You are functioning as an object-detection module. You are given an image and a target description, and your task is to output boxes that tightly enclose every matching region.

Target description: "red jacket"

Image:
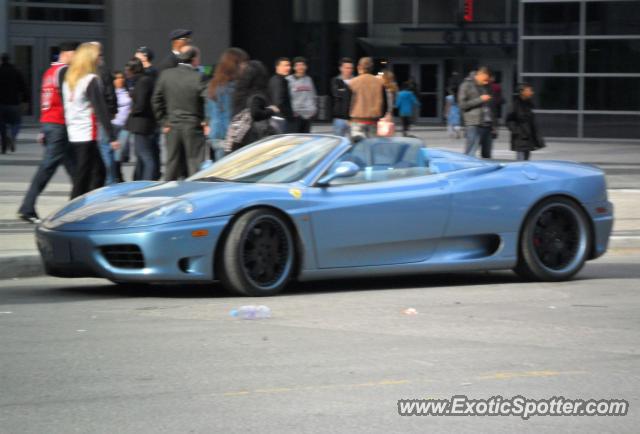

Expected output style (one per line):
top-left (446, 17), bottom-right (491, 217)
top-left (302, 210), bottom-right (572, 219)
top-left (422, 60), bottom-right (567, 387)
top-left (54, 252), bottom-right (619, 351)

top-left (40, 62), bottom-right (67, 125)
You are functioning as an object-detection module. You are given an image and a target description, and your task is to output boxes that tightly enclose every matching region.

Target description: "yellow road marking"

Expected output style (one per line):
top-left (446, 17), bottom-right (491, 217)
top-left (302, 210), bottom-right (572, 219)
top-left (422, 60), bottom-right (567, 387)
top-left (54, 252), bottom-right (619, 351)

top-left (478, 370), bottom-right (587, 381)
top-left (223, 391), bottom-right (250, 397)
top-left (223, 379), bottom-right (409, 397)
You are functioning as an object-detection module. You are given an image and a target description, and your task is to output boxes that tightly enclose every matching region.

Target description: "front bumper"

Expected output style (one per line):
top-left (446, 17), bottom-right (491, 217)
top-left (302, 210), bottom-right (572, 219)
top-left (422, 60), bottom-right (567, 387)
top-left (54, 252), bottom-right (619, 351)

top-left (36, 216), bottom-right (231, 282)
top-left (586, 200), bottom-right (614, 259)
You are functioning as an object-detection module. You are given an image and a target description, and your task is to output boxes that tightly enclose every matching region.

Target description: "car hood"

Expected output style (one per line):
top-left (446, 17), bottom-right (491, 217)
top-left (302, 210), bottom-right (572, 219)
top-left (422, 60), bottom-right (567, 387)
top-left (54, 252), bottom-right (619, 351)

top-left (43, 181), bottom-right (289, 231)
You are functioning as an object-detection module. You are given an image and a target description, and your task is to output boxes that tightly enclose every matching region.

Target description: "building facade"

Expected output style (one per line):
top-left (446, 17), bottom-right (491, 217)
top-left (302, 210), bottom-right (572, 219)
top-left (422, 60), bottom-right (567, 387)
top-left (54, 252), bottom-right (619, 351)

top-left (520, 0), bottom-right (640, 139)
top-left (0, 0), bottom-right (230, 120)
top-left (1, 0), bottom-right (637, 139)
top-left (360, 0), bottom-right (519, 121)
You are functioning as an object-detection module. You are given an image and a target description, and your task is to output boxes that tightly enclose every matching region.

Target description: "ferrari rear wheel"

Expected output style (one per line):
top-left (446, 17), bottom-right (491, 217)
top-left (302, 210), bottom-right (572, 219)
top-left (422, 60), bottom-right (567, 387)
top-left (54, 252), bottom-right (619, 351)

top-left (515, 197), bottom-right (591, 281)
top-left (219, 209), bottom-right (295, 296)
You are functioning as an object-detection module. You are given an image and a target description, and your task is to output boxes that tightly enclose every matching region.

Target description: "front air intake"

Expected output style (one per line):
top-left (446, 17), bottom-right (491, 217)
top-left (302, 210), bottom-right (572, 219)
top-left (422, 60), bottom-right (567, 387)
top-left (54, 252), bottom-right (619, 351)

top-left (101, 245), bottom-right (145, 269)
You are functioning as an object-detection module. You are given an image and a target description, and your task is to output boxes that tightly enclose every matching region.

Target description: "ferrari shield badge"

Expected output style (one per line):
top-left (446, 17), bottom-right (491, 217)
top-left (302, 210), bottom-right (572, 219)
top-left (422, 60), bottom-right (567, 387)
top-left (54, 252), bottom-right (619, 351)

top-left (289, 188), bottom-right (303, 200)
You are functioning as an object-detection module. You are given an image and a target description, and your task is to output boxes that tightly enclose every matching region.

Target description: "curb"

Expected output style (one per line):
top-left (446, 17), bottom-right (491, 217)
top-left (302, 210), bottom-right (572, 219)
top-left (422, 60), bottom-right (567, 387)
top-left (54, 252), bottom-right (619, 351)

top-left (0, 254), bottom-right (44, 280)
top-left (1, 238), bottom-right (638, 281)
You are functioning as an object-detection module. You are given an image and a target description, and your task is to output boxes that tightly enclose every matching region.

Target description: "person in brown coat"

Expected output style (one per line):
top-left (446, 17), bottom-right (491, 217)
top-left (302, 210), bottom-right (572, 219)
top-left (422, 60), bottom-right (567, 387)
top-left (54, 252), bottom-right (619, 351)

top-left (348, 57), bottom-right (386, 141)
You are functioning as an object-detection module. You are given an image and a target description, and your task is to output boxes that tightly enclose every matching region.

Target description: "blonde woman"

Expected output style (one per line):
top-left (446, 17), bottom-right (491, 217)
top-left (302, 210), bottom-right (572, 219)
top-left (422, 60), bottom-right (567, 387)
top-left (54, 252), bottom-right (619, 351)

top-left (381, 69), bottom-right (398, 120)
top-left (63, 42), bottom-right (119, 198)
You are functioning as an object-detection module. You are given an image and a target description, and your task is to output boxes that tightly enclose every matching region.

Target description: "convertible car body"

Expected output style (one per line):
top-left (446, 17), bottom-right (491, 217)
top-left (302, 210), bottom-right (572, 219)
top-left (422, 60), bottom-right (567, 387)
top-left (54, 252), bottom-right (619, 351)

top-left (36, 134), bottom-right (613, 295)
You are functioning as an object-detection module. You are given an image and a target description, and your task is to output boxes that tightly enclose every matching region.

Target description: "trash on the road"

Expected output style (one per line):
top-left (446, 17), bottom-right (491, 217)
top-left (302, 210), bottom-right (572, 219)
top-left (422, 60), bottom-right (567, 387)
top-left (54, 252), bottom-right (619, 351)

top-left (548, 306), bottom-right (557, 309)
top-left (0, 311), bottom-right (13, 314)
top-left (402, 308), bottom-right (418, 316)
top-left (76, 329), bottom-right (87, 332)
top-left (230, 305), bottom-right (272, 320)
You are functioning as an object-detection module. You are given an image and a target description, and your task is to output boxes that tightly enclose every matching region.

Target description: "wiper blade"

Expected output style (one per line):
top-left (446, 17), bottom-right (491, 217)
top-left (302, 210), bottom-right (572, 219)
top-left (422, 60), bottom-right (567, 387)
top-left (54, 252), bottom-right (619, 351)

top-left (195, 176), bottom-right (230, 183)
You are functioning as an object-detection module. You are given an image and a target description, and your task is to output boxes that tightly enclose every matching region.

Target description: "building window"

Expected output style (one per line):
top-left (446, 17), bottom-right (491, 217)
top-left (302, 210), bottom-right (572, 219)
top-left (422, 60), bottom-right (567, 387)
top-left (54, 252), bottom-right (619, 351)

top-left (535, 113), bottom-right (578, 137)
top-left (417, 0), bottom-right (456, 24)
top-left (373, 0), bottom-right (413, 24)
top-left (583, 114), bottom-right (640, 139)
top-left (527, 77), bottom-right (578, 110)
top-left (523, 40), bottom-right (579, 73)
top-left (10, 6), bottom-right (104, 22)
top-left (585, 78), bottom-right (640, 111)
top-left (586, 1), bottom-right (640, 35)
top-left (524, 2), bottom-right (580, 35)
top-left (586, 39), bottom-right (640, 73)
top-left (474, 0), bottom-right (507, 23)
top-left (11, 0), bottom-right (104, 3)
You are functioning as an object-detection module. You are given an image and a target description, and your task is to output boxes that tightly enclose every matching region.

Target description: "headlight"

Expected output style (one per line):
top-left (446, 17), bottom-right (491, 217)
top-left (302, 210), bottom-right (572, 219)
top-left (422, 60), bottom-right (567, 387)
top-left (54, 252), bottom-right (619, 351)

top-left (118, 199), bottom-right (195, 224)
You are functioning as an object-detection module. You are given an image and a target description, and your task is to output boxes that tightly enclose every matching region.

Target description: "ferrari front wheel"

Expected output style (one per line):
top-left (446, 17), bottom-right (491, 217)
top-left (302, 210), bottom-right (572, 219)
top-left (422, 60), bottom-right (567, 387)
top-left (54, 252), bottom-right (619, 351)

top-left (515, 197), bottom-right (591, 281)
top-left (219, 209), bottom-right (295, 296)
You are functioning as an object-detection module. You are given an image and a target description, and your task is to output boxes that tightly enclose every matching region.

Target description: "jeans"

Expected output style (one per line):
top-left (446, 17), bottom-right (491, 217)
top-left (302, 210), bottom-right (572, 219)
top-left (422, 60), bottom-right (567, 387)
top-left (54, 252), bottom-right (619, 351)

top-left (517, 150), bottom-right (531, 161)
top-left (98, 126), bottom-right (116, 185)
top-left (210, 139), bottom-right (227, 161)
top-left (350, 122), bottom-right (375, 142)
top-left (465, 125), bottom-right (493, 159)
top-left (0, 104), bottom-right (21, 152)
top-left (18, 123), bottom-right (76, 216)
top-left (290, 117), bottom-right (311, 133)
top-left (332, 118), bottom-right (350, 137)
top-left (132, 133), bottom-right (158, 180)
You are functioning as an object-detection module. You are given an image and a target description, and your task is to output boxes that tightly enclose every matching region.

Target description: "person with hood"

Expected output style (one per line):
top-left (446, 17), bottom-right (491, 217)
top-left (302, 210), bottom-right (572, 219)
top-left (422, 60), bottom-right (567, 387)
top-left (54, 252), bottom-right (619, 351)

top-left (396, 82), bottom-right (421, 137)
top-left (286, 57), bottom-right (317, 133)
top-left (231, 60), bottom-right (279, 150)
top-left (458, 67), bottom-right (494, 159)
top-left (506, 83), bottom-right (545, 161)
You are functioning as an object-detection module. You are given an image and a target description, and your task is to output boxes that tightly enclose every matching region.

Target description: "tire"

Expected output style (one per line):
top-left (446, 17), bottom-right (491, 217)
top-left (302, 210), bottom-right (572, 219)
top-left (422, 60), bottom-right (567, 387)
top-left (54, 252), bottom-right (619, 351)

top-left (515, 197), bottom-right (591, 281)
top-left (219, 209), bottom-right (295, 296)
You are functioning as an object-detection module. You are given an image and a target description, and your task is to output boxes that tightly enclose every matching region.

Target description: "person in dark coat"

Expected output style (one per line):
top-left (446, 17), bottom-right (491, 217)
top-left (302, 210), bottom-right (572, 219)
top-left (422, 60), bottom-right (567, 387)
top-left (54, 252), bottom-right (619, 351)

top-left (506, 83), bottom-right (545, 161)
top-left (267, 57), bottom-right (293, 133)
top-left (0, 53), bottom-right (28, 153)
top-left (330, 57), bottom-right (354, 137)
top-left (232, 60), bottom-right (279, 150)
top-left (152, 45), bottom-right (207, 180)
top-left (156, 29), bottom-right (192, 73)
top-left (125, 58), bottom-right (157, 180)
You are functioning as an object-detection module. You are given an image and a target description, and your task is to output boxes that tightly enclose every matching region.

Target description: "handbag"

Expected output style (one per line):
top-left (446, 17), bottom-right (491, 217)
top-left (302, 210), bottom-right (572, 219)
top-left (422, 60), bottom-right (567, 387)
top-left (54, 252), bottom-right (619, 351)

top-left (223, 108), bottom-right (252, 153)
top-left (377, 117), bottom-right (395, 137)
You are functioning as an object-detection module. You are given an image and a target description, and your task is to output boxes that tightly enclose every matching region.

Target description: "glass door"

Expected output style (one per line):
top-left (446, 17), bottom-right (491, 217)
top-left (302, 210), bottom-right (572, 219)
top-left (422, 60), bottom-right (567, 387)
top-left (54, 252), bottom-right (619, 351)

top-left (418, 64), bottom-right (439, 119)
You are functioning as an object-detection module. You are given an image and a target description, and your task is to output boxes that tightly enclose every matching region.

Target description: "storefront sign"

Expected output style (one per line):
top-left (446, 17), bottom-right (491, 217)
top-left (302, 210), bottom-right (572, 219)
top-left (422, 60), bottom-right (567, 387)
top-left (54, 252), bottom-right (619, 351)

top-left (464, 0), bottom-right (474, 22)
top-left (401, 28), bottom-right (518, 47)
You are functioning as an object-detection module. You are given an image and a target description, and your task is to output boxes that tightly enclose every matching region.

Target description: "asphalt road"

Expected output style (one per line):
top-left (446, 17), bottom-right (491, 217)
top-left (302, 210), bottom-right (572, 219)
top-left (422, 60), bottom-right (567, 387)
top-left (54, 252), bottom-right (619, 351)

top-left (1, 254), bottom-right (639, 433)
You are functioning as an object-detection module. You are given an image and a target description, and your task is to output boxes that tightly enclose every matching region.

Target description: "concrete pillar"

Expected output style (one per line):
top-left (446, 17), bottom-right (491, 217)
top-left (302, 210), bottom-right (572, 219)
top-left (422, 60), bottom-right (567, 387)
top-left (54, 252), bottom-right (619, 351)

top-left (338, 0), bottom-right (367, 60)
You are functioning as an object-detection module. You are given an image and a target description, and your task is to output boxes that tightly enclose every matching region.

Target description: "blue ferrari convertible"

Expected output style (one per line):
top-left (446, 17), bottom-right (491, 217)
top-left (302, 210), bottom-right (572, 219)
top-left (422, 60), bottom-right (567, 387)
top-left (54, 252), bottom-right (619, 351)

top-left (36, 134), bottom-right (613, 296)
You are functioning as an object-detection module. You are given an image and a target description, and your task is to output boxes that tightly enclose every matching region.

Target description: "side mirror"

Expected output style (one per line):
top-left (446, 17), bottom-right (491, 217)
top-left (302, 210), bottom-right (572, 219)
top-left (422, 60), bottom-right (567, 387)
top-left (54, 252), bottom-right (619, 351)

top-left (317, 161), bottom-right (360, 187)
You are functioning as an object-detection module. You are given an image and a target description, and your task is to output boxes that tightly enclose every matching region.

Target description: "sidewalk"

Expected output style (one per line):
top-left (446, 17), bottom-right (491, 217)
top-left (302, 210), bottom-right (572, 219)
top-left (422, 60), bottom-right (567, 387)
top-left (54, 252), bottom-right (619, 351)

top-left (0, 126), bottom-right (638, 279)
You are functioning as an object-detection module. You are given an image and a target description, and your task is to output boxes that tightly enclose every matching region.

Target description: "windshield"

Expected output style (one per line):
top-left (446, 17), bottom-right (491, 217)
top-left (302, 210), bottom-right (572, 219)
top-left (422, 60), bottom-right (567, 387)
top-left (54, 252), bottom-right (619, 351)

top-left (190, 135), bottom-right (342, 184)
